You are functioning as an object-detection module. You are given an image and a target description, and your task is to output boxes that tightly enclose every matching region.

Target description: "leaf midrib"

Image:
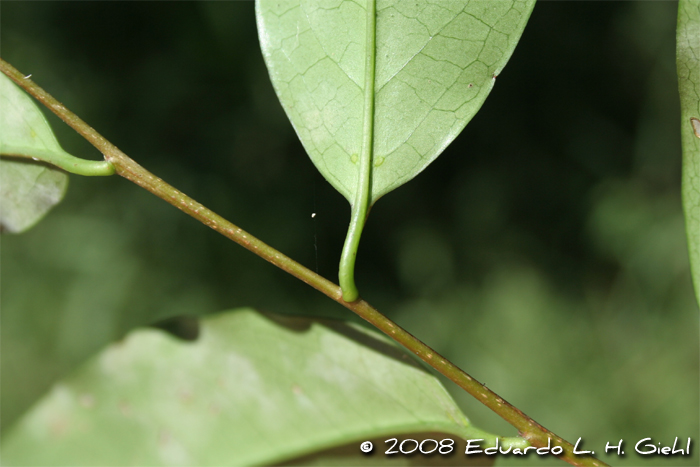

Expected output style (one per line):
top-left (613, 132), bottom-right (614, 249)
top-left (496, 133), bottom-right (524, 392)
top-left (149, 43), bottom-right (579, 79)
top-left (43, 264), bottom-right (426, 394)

top-left (338, 0), bottom-right (376, 302)
top-left (358, 0), bottom-right (376, 205)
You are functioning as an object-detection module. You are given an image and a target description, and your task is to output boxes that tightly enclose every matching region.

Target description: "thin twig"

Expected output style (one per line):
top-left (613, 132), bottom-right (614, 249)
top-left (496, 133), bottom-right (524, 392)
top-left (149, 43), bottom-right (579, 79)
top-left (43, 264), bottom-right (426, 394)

top-left (0, 58), bottom-right (609, 467)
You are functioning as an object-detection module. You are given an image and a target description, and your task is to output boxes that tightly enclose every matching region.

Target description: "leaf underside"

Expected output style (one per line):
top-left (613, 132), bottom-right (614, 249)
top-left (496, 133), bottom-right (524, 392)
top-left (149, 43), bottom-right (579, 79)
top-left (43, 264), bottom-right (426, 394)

top-left (2, 309), bottom-right (501, 466)
top-left (678, 0), bottom-right (700, 304)
top-left (0, 72), bottom-right (69, 233)
top-left (257, 0), bottom-right (535, 205)
top-left (0, 158), bottom-right (68, 233)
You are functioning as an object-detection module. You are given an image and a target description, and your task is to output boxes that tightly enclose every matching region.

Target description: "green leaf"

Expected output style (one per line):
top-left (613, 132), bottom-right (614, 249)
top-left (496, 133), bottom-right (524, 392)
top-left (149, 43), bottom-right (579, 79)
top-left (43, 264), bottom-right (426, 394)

top-left (678, 0), bottom-right (700, 304)
top-left (0, 73), bottom-right (73, 167)
top-left (2, 309), bottom-right (522, 466)
top-left (257, 0), bottom-right (535, 204)
top-left (0, 158), bottom-right (68, 234)
top-left (0, 73), bottom-right (71, 233)
top-left (257, 0), bottom-right (535, 301)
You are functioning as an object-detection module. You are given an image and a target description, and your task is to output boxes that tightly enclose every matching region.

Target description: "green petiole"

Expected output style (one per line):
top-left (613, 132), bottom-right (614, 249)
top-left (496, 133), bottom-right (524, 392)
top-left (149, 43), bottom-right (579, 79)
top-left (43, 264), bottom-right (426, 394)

top-left (2, 146), bottom-right (115, 176)
top-left (338, 0), bottom-right (376, 303)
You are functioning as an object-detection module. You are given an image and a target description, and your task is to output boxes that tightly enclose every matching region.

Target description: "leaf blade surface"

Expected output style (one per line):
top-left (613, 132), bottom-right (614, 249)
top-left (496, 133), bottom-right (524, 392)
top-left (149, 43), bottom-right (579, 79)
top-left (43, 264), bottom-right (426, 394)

top-left (257, 0), bottom-right (535, 203)
top-left (2, 309), bottom-right (512, 465)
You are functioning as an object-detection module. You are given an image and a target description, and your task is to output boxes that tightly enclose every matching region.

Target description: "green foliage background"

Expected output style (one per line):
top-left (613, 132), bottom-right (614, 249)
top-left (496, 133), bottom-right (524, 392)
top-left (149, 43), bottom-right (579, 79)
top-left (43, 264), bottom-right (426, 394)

top-left (2, 2), bottom-right (698, 466)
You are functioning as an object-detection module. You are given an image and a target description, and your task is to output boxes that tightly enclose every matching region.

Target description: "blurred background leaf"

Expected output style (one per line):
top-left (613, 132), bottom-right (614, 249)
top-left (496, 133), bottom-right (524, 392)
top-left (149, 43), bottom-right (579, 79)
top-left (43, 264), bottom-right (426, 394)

top-left (1, 2), bottom-right (698, 466)
top-left (3, 309), bottom-right (502, 466)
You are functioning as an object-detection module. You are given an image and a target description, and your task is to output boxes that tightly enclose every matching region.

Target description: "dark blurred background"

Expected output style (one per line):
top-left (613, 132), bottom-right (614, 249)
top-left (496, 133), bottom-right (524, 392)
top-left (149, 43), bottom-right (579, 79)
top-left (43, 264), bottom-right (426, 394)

top-left (2, 1), bottom-right (698, 465)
